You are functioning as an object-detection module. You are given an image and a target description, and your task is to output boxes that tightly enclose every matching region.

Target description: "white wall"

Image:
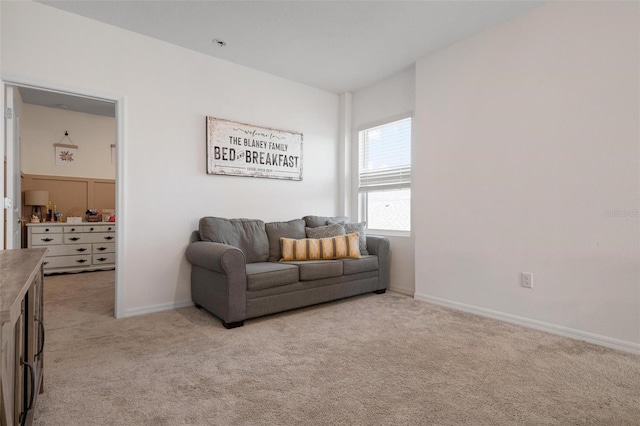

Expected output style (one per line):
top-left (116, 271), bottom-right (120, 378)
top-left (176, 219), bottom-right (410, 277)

top-left (352, 67), bottom-right (416, 130)
top-left (352, 66), bottom-right (416, 296)
top-left (21, 103), bottom-right (115, 179)
top-left (414, 2), bottom-right (639, 351)
top-left (1, 1), bottom-right (339, 316)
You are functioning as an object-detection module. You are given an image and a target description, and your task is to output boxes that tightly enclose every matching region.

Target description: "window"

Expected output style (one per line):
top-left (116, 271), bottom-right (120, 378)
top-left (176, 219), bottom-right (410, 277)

top-left (358, 116), bottom-right (411, 233)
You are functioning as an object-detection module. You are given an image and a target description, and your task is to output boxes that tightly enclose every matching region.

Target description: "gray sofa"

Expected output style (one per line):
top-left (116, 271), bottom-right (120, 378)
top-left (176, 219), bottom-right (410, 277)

top-left (185, 215), bottom-right (390, 328)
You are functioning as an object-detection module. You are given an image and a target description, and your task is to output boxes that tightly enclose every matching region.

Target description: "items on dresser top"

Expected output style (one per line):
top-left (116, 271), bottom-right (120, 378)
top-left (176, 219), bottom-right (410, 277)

top-left (26, 222), bottom-right (116, 274)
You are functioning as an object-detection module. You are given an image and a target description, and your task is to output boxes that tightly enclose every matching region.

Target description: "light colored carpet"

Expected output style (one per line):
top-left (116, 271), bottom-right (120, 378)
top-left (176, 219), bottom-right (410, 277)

top-left (34, 271), bottom-right (640, 425)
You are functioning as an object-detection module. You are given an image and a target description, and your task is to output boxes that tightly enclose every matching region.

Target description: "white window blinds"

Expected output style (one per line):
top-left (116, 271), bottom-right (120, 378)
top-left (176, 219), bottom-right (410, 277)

top-left (358, 117), bottom-right (411, 191)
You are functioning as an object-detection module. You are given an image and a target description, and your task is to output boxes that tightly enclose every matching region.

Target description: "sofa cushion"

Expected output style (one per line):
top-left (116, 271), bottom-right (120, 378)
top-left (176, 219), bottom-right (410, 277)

top-left (342, 255), bottom-right (378, 275)
top-left (327, 220), bottom-right (369, 255)
top-left (265, 219), bottom-right (306, 262)
top-left (305, 223), bottom-right (345, 239)
top-left (199, 217), bottom-right (269, 263)
top-left (303, 215), bottom-right (350, 228)
top-left (280, 233), bottom-right (361, 261)
top-left (246, 262), bottom-right (299, 291)
top-left (283, 260), bottom-right (343, 281)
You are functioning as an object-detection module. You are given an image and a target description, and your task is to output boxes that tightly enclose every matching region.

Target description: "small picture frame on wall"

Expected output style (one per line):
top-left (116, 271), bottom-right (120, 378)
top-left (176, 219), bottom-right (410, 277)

top-left (54, 143), bottom-right (78, 166)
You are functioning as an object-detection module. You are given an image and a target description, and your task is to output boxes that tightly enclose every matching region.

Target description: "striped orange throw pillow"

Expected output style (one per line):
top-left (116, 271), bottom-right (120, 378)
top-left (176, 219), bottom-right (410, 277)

top-left (280, 233), bottom-right (361, 261)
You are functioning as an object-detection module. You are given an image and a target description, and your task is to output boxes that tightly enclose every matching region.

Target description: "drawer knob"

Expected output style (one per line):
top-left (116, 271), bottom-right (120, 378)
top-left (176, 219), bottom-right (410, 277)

top-left (69, 237), bottom-right (80, 241)
top-left (104, 236), bottom-right (114, 240)
top-left (90, 227), bottom-right (94, 231)
top-left (76, 259), bottom-right (88, 263)
top-left (71, 228), bottom-right (75, 231)
top-left (41, 238), bottom-right (53, 242)
top-left (45, 228), bottom-right (50, 232)
top-left (76, 248), bottom-right (87, 252)
top-left (96, 247), bottom-right (107, 251)
top-left (97, 257), bottom-right (108, 262)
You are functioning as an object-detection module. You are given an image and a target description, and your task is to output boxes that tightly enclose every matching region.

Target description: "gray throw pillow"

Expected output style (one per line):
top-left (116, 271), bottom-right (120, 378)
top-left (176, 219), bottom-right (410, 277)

top-left (265, 219), bottom-right (306, 262)
top-left (199, 217), bottom-right (269, 263)
top-left (305, 223), bottom-right (345, 239)
top-left (327, 220), bottom-right (369, 255)
top-left (302, 215), bottom-right (350, 228)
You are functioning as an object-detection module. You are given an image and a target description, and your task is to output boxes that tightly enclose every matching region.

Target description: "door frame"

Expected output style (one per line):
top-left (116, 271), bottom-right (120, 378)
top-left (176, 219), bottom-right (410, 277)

top-left (1, 77), bottom-right (126, 319)
top-left (4, 85), bottom-right (22, 249)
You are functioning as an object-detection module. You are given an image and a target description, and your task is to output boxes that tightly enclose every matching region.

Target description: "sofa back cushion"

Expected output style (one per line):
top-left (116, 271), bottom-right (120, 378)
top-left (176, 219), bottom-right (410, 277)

top-left (305, 223), bottom-right (345, 239)
top-left (199, 217), bottom-right (269, 263)
top-left (265, 219), bottom-right (306, 262)
top-left (302, 215), bottom-right (350, 228)
top-left (326, 220), bottom-right (369, 255)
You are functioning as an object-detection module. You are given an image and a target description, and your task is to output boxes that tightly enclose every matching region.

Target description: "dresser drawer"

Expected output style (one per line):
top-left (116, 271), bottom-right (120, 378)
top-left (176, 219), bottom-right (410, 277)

top-left (92, 254), bottom-right (115, 265)
top-left (43, 255), bottom-right (92, 269)
top-left (92, 243), bottom-right (115, 254)
top-left (64, 232), bottom-right (115, 244)
top-left (45, 244), bottom-right (92, 257)
top-left (31, 226), bottom-right (63, 234)
top-left (31, 234), bottom-right (64, 246)
top-left (64, 225), bottom-right (106, 233)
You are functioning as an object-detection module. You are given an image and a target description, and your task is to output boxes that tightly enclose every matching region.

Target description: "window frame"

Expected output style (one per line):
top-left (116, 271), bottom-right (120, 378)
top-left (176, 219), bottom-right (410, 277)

top-left (353, 113), bottom-right (413, 237)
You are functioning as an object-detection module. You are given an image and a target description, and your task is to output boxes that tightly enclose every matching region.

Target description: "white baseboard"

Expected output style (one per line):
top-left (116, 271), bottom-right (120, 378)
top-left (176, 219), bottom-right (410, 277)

top-left (414, 293), bottom-right (640, 356)
top-left (389, 286), bottom-right (414, 297)
top-left (122, 299), bottom-right (194, 318)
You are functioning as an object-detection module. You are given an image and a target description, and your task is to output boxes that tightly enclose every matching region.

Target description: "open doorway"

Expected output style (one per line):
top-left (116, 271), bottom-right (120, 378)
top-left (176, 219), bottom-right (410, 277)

top-left (3, 81), bottom-right (122, 318)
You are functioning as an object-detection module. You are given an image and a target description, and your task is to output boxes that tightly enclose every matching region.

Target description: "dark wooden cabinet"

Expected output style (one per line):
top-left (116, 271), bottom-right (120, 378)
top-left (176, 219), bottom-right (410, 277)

top-left (1, 249), bottom-right (46, 426)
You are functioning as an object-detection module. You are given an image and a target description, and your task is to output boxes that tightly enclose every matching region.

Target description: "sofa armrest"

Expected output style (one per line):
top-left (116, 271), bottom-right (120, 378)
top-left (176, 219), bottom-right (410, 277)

top-left (186, 241), bottom-right (248, 325)
top-left (366, 235), bottom-right (390, 291)
top-left (186, 241), bottom-right (246, 273)
top-left (366, 235), bottom-right (389, 256)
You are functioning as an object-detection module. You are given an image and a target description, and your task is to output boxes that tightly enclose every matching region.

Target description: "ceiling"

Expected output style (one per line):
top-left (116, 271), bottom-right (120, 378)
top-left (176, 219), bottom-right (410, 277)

top-left (18, 87), bottom-right (116, 117)
top-left (37, 0), bottom-right (542, 95)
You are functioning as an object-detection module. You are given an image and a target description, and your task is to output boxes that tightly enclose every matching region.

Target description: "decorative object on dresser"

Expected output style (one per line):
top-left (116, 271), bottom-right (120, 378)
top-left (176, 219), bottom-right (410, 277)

top-left (0, 248), bottom-right (46, 426)
top-left (26, 222), bottom-right (116, 274)
top-left (23, 191), bottom-right (49, 223)
top-left (102, 209), bottom-right (115, 222)
top-left (43, 200), bottom-right (62, 223)
top-left (85, 209), bottom-right (100, 222)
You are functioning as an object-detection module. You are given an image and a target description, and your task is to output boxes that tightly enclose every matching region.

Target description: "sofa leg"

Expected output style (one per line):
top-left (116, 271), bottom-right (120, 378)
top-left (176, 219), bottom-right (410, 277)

top-left (374, 289), bottom-right (386, 294)
top-left (222, 320), bottom-right (244, 329)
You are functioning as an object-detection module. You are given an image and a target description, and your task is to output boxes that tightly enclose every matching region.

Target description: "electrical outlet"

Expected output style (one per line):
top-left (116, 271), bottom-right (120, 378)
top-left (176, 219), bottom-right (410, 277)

top-left (521, 272), bottom-right (533, 289)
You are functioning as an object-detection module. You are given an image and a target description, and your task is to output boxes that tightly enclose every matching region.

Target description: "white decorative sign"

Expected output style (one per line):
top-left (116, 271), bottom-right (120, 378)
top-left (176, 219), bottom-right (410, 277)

top-left (206, 117), bottom-right (303, 181)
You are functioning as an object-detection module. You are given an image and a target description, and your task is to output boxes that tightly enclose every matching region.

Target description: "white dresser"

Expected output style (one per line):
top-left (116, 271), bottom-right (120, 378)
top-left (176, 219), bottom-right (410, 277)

top-left (26, 222), bottom-right (116, 274)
